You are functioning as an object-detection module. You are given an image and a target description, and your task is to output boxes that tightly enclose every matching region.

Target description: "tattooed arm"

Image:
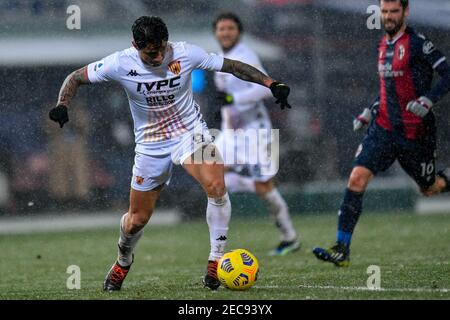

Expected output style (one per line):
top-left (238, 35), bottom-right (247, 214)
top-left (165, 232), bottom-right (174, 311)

top-left (57, 66), bottom-right (90, 107)
top-left (221, 58), bottom-right (292, 109)
top-left (50, 66), bottom-right (90, 128)
top-left (221, 58), bottom-right (274, 88)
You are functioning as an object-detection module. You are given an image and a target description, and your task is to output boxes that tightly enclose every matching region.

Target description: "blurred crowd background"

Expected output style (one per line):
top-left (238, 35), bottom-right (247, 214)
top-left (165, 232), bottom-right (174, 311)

top-left (0, 0), bottom-right (449, 215)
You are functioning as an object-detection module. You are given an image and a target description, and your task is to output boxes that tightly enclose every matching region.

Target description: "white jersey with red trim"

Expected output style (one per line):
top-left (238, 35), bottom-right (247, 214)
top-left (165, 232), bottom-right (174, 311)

top-left (87, 41), bottom-right (224, 155)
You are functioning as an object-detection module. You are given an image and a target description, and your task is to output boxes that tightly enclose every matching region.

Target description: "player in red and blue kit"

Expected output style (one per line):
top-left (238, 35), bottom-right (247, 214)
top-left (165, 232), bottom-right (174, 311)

top-left (313, 0), bottom-right (450, 267)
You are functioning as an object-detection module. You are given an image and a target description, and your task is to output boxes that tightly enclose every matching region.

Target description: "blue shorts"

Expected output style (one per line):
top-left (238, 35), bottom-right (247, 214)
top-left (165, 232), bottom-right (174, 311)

top-left (354, 123), bottom-right (437, 189)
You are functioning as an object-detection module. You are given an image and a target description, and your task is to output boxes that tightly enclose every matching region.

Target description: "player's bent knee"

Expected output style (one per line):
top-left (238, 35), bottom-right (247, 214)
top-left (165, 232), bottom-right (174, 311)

top-left (128, 209), bottom-right (152, 230)
top-left (130, 215), bottom-right (150, 232)
top-left (348, 167), bottom-right (373, 192)
top-left (348, 176), bottom-right (368, 192)
top-left (204, 179), bottom-right (226, 198)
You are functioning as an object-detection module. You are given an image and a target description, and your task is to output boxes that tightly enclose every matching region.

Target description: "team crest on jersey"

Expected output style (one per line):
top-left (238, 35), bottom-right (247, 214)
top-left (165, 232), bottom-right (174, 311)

top-left (135, 176), bottom-right (144, 185)
top-left (398, 45), bottom-right (405, 60)
top-left (168, 60), bottom-right (181, 75)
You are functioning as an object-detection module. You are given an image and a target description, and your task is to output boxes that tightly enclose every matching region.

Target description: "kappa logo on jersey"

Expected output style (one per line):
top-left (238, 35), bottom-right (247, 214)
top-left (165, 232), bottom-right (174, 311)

top-left (136, 76), bottom-right (181, 93)
top-left (127, 69), bottom-right (141, 77)
top-left (168, 60), bottom-right (181, 75)
top-left (94, 61), bottom-right (104, 71)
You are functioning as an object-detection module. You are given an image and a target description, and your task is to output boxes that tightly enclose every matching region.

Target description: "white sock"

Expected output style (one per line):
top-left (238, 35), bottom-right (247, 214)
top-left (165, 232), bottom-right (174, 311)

top-left (224, 172), bottom-right (256, 193)
top-left (262, 188), bottom-right (297, 242)
top-left (118, 213), bottom-right (144, 267)
top-left (207, 193), bottom-right (231, 261)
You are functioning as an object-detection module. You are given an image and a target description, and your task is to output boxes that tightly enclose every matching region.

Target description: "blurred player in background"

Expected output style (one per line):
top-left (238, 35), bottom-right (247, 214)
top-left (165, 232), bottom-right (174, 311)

top-left (212, 13), bottom-right (300, 256)
top-left (314, 0), bottom-right (450, 267)
top-left (49, 16), bottom-right (292, 290)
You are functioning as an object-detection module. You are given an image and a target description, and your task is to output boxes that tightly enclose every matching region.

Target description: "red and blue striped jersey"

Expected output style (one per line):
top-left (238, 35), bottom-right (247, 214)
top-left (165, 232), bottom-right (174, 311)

top-left (376, 27), bottom-right (450, 140)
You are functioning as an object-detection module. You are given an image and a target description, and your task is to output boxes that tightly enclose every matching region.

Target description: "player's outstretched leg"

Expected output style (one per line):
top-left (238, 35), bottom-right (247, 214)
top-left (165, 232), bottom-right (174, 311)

top-left (313, 166), bottom-right (373, 267)
top-left (184, 150), bottom-right (231, 290)
top-left (256, 180), bottom-right (300, 256)
top-left (103, 186), bottom-right (162, 291)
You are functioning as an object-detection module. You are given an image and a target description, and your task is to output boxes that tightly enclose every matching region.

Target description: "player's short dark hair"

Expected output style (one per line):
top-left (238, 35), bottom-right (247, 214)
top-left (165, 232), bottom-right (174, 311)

top-left (213, 12), bottom-right (243, 33)
top-left (379, 0), bottom-right (409, 9)
top-left (132, 16), bottom-right (169, 50)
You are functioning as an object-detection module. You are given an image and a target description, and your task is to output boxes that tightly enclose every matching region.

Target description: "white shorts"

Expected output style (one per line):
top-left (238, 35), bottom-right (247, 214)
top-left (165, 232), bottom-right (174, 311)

top-left (131, 122), bottom-right (213, 191)
top-left (214, 120), bottom-right (279, 182)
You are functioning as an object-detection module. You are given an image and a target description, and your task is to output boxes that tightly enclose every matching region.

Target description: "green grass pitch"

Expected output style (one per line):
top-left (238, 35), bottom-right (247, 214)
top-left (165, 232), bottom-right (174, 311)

top-left (0, 212), bottom-right (449, 299)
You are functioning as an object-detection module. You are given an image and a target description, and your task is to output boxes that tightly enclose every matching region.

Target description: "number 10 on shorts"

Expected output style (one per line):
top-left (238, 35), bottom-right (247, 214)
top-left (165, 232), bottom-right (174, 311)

top-left (420, 161), bottom-right (434, 177)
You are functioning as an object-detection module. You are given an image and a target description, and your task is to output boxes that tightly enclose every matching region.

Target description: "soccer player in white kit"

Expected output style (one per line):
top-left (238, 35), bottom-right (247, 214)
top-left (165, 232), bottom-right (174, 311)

top-left (49, 16), bottom-right (292, 291)
top-left (213, 13), bottom-right (300, 255)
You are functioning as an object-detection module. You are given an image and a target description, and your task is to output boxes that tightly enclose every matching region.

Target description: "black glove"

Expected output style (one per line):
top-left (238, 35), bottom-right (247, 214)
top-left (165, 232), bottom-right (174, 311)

top-left (270, 82), bottom-right (291, 110)
top-left (216, 91), bottom-right (234, 106)
top-left (49, 104), bottom-right (69, 128)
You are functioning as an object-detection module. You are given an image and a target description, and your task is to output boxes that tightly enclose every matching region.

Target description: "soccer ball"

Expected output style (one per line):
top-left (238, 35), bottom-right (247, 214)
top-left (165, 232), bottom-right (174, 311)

top-left (217, 249), bottom-right (259, 290)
